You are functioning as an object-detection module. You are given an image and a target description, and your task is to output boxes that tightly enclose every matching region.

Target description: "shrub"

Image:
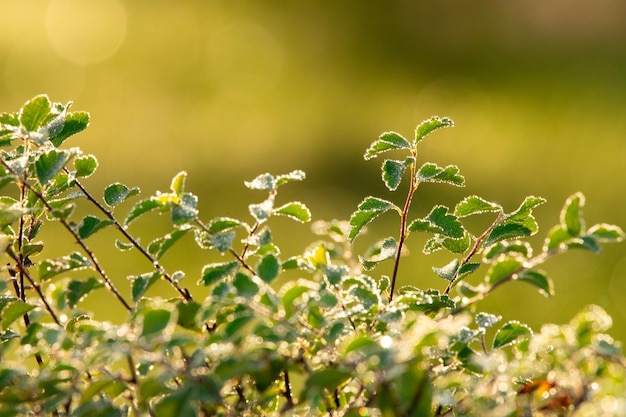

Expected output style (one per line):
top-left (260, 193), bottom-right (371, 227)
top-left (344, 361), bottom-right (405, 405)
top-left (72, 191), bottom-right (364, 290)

top-left (0, 95), bottom-right (624, 416)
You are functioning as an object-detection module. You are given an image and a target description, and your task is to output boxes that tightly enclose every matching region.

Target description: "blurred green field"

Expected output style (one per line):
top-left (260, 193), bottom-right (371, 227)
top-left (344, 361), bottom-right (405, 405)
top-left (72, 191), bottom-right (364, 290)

top-left (1, 1), bottom-right (626, 340)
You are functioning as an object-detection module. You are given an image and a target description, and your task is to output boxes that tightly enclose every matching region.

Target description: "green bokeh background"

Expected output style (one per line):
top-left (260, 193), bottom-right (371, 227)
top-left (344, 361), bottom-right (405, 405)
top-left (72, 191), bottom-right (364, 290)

top-left (1, 1), bottom-right (625, 340)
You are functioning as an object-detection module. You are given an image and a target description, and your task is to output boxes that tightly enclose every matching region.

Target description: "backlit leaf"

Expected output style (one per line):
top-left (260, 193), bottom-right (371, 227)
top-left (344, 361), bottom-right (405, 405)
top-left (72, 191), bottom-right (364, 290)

top-left (74, 154), bottom-right (98, 178)
top-left (1, 301), bottom-right (37, 329)
top-left (493, 321), bottom-right (533, 349)
top-left (382, 157), bottom-right (413, 191)
top-left (561, 192), bottom-right (585, 236)
top-left (20, 95), bottom-right (51, 131)
top-left (517, 269), bottom-right (554, 297)
top-left (67, 277), bottom-right (103, 307)
top-left (359, 237), bottom-right (397, 270)
top-left (273, 201), bottom-right (311, 223)
top-left (256, 253), bottom-right (281, 283)
top-left (433, 258), bottom-right (460, 281)
top-left (147, 228), bottom-right (190, 260)
top-left (131, 271), bottom-right (163, 302)
top-left (125, 198), bottom-right (165, 226)
top-left (485, 257), bottom-right (523, 285)
top-left (35, 149), bottom-right (71, 185)
top-left (39, 252), bottom-right (92, 281)
top-left (50, 111), bottom-right (90, 147)
top-left (416, 162), bottom-right (465, 187)
top-left (414, 116), bottom-right (454, 143)
top-left (364, 131), bottom-right (411, 160)
top-left (77, 215), bottom-right (113, 239)
top-left (200, 261), bottom-right (239, 286)
top-left (587, 223), bottom-right (625, 243)
top-left (454, 195), bottom-right (502, 217)
top-left (104, 183), bottom-right (140, 207)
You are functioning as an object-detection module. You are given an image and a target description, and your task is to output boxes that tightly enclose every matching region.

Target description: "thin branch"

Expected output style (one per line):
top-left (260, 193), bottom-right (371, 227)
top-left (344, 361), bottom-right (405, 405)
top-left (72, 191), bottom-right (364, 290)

top-left (389, 158), bottom-right (418, 302)
top-left (70, 175), bottom-right (193, 302)
top-left (0, 158), bottom-right (132, 312)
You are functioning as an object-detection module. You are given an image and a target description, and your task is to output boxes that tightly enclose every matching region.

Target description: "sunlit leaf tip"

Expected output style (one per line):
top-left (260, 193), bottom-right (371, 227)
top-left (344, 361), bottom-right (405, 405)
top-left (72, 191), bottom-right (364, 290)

top-left (415, 116), bottom-right (454, 144)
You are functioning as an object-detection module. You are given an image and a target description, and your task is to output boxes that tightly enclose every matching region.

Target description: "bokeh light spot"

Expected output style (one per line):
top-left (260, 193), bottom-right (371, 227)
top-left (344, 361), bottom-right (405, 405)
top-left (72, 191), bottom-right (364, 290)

top-left (45, 0), bottom-right (127, 65)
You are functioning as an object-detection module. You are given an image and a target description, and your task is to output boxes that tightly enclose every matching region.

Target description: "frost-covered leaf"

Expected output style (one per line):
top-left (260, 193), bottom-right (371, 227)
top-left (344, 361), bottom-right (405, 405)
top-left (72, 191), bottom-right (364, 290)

top-left (458, 262), bottom-right (481, 279)
top-left (171, 193), bottom-right (198, 225)
top-left (587, 223), bottom-right (625, 243)
top-left (249, 197), bottom-right (274, 223)
top-left (104, 183), bottom-right (140, 207)
top-left (245, 173), bottom-right (275, 190)
top-left (207, 217), bottom-right (245, 233)
top-left (359, 237), bottom-right (397, 270)
top-left (74, 154), bottom-right (98, 178)
top-left (2, 301), bottom-right (37, 330)
top-left (125, 198), bottom-right (165, 226)
top-left (433, 258), bottom-right (460, 281)
top-left (543, 225), bottom-right (571, 252)
top-left (382, 157), bottom-right (413, 191)
top-left (67, 277), bottom-right (103, 307)
top-left (200, 261), bottom-right (239, 286)
top-left (273, 201), bottom-right (311, 223)
top-left (130, 271), bottom-right (163, 302)
top-left (147, 228), bottom-right (191, 260)
top-left (35, 149), bottom-right (71, 185)
top-left (517, 269), bottom-right (554, 297)
top-left (364, 131), bottom-right (411, 160)
top-left (454, 195), bottom-right (502, 217)
top-left (475, 312), bottom-right (501, 329)
top-left (408, 205), bottom-right (464, 238)
top-left (349, 197), bottom-right (399, 242)
top-left (77, 215), bottom-right (113, 239)
top-left (233, 273), bottom-right (259, 298)
top-left (416, 162), bottom-right (465, 187)
top-left (493, 321), bottom-right (533, 349)
top-left (50, 111), bottom-right (90, 147)
top-left (414, 116), bottom-right (454, 143)
top-left (485, 256), bottom-right (523, 285)
top-left (20, 95), bottom-right (51, 131)
top-left (483, 240), bottom-right (532, 262)
top-left (275, 170), bottom-right (306, 186)
top-left (209, 231), bottom-right (236, 253)
top-left (485, 223), bottom-right (534, 247)
top-left (323, 264), bottom-right (349, 285)
top-left (39, 252), bottom-right (92, 281)
top-left (561, 192), bottom-right (585, 236)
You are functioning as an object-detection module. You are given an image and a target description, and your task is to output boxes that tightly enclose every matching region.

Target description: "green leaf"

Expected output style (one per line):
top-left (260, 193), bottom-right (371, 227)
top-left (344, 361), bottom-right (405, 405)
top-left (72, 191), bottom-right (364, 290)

top-left (21, 242), bottom-right (43, 258)
top-left (50, 111), bottom-right (90, 147)
top-left (171, 193), bottom-right (198, 225)
top-left (458, 262), bottom-right (481, 279)
top-left (409, 205), bottom-right (464, 238)
top-left (382, 157), bottom-right (413, 191)
top-left (245, 173), bottom-right (275, 190)
top-left (349, 286), bottom-right (380, 308)
top-left (364, 131), bottom-right (411, 160)
top-left (256, 253), bottom-right (281, 283)
top-left (561, 192), bottom-right (585, 236)
top-left (207, 217), bottom-right (245, 233)
top-left (273, 201), bottom-right (311, 223)
top-left (199, 261), bottom-right (239, 286)
top-left (0, 204), bottom-right (27, 228)
top-left (74, 154), bottom-right (98, 178)
top-left (67, 277), bottom-right (104, 307)
top-left (39, 252), bottom-right (92, 281)
top-left (20, 95), bottom-right (51, 131)
top-left (152, 386), bottom-right (196, 417)
top-left (141, 308), bottom-right (172, 337)
top-left (131, 271), bottom-right (163, 302)
top-left (414, 116), bottom-right (454, 143)
top-left (349, 197), bottom-right (399, 242)
top-left (505, 196), bottom-right (546, 224)
top-left (77, 215), bottom-right (113, 239)
top-left (169, 171), bottom-right (186, 196)
top-left (454, 195), bottom-right (502, 217)
top-left (359, 237), bottom-right (397, 270)
top-left (484, 240), bottom-right (532, 261)
top-left (147, 228), bottom-right (190, 260)
top-left (517, 269), bottom-right (554, 297)
top-left (125, 198), bottom-right (165, 226)
top-left (104, 183), bottom-right (140, 207)
top-left (485, 222), bottom-right (534, 247)
top-left (281, 282), bottom-right (314, 317)
top-left (432, 258), bottom-right (460, 281)
top-left (35, 149), bottom-right (71, 185)
top-left (543, 225), bottom-right (571, 252)
top-left (1, 301), bottom-right (37, 330)
top-left (416, 162), bottom-right (465, 186)
top-left (176, 300), bottom-right (201, 331)
top-left (303, 369), bottom-right (351, 396)
top-left (115, 239), bottom-right (134, 251)
top-left (485, 257), bottom-right (523, 285)
top-left (233, 273), bottom-right (259, 298)
top-left (587, 223), bottom-right (625, 243)
top-left (493, 321), bottom-right (533, 349)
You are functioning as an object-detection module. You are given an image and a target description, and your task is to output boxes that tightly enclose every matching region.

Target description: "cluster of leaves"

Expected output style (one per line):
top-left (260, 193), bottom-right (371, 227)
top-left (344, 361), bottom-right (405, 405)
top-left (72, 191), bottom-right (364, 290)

top-left (0, 95), bottom-right (624, 416)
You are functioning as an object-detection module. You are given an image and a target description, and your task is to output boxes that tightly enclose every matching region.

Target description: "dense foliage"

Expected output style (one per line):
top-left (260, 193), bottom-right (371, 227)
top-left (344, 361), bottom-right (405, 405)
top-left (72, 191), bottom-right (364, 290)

top-left (0, 95), bottom-right (624, 416)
